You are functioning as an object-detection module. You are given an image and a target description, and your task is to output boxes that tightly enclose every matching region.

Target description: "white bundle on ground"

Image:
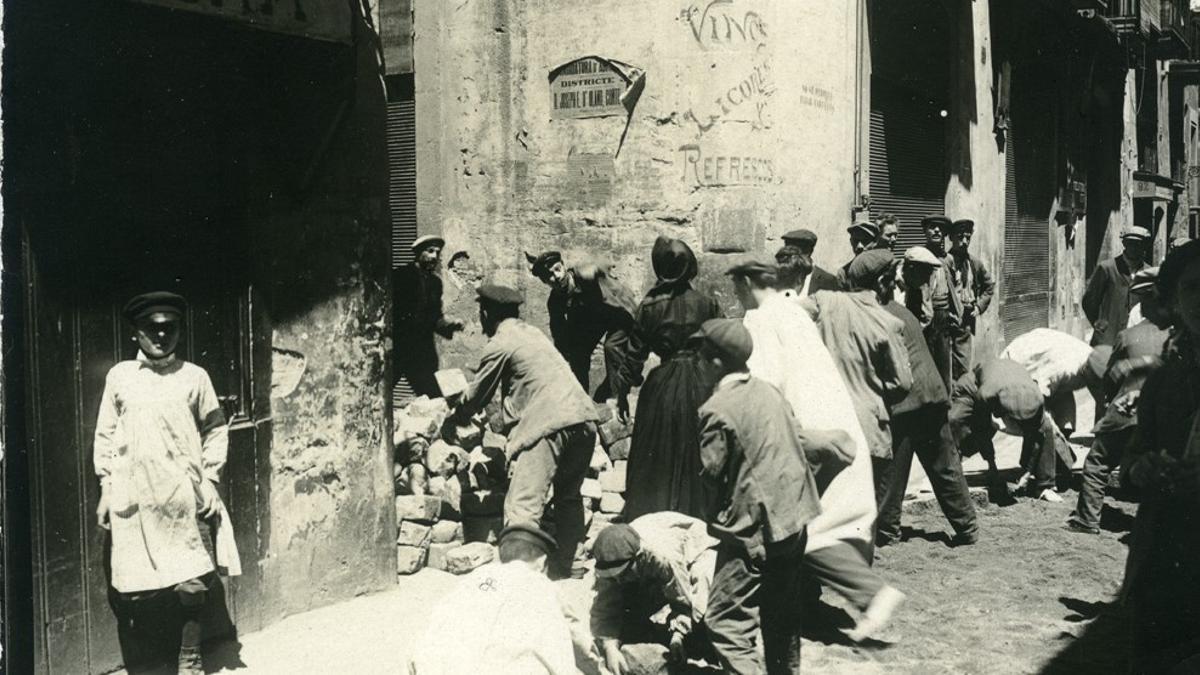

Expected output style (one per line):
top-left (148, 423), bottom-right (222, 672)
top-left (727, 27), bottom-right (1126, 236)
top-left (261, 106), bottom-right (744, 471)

top-left (1000, 328), bottom-right (1095, 397)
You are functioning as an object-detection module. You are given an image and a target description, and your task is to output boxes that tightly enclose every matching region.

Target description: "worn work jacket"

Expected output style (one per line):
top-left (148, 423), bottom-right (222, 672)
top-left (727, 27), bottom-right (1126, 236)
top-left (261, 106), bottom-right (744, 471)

top-left (547, 264), bottom-right (638, 392)
top-left (94, 353), bottom-right (238, 592)
top-left (590, 512), bottom-right (719, 640)
top-left (802, 290), bottom-right (913, 459)
top-left (948, 249), bottom-right (995, 334)
top-left (462, 318), bottom-right (600, 458)
top-left (698, 373), bottom-right (822, 561)
top-left (1082, 255), bottom-right (1142, 347)
top-left (394, 264), bottom-right (456, 357)
top-left (1095, 320), bottom-right (1170, 434)
top-left (881, 300), bottom-right (950, 416)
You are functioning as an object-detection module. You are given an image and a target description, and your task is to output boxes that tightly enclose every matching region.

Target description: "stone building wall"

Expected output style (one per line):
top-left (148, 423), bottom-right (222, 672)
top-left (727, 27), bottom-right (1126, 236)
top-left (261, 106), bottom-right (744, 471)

top-left (415, 0), bottom-right (867, 370)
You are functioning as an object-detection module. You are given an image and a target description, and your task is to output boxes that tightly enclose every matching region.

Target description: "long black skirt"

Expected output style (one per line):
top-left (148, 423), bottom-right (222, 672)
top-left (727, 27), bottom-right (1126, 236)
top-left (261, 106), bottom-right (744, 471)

top-left (623, 352), bottom-right (717, 521)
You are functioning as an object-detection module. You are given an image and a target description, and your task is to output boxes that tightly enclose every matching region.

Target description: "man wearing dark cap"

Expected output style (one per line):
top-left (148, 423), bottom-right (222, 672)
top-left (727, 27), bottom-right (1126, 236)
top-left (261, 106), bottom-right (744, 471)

top-left (1083, 225), bottom-right (1152, 346)
top-left (95, 292), bottom-right (239, 675)
top-left (452, 284), bottom-right (600, 579)
top-left (693, 318), bottom-right (822, 674)
top-left (778, 229), bottom-right (842, 296)
top-left (803, 250), bottom-right (913, 473)
top-left (836, 218), bottom-right (882, 288)
top-left (394, 235), bottom-right (465, 397)
top-left (947, 219), bottom-right (995, 379)
top-left (525, 250), bottom-right (638, 400)
top-left (408, 524), bottom-right (576, 674)
top-left (590, 512), bottom-right (720, 674)
top-left (1068, 268), bottom-right (1170, 534)
top-left (870, 259), bottom-right (979, 547)
top-left (949, 358), bottom-right (1072, 501)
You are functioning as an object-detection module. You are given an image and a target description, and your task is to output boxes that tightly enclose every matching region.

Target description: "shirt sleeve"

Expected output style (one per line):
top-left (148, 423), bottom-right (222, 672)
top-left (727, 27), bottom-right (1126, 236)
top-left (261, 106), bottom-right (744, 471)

top-left (590, 576), bottom-right (624, 640)
top-left (1082, 266), bottom-right (1106, 326)
top-left (196, 369), bottom-right (229, 483)
top-left (461, 341), bottom-right (509, 417)
top-left (974, 259), bottom-right (996, 313)
top-left (698, 409), bottom-right (732, 480)
top-left (93, 370), bottom-right (121, 486)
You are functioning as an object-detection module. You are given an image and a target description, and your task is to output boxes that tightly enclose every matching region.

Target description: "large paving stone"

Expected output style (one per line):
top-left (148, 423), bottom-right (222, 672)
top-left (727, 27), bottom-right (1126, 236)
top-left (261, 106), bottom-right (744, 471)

top-left (396, 521), bottom-right (432, 548)
top-left (599, 461), bottom-right (626, 493)
top-left (396, 545), bottom-right (427, 575)
top-left (599, 492), bottom-right (625, 514)
top-left (581, 478), bottom-right (603, 500)
top-left (395, 495), bottom-right (441, 524)
top-left (427, 541), bottom-right (463, 571)
top-left (445, 542), bottom-right (496, 574)
top-left (431, 520), bottom-right (464, 544)
top-left (607, 437), bottom-right (632, 461)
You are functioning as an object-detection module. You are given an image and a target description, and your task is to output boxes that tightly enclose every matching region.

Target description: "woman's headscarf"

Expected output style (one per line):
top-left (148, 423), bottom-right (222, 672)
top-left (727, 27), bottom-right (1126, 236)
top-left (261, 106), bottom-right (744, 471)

top-left (650, 236), bottom-right (698, 290)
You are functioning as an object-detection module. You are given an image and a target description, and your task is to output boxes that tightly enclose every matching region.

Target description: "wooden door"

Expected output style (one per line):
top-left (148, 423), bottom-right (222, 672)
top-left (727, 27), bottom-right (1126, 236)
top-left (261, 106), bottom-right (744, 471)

top-left (24, 230), bottom-right (270, 673)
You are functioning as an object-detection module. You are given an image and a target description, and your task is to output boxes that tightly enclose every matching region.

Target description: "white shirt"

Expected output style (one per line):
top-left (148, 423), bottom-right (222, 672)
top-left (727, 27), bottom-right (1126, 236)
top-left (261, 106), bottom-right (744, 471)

top-left (408, 561), bottom-right (576, 675)
top-left (1000, 328), bottom-right (1095, 398)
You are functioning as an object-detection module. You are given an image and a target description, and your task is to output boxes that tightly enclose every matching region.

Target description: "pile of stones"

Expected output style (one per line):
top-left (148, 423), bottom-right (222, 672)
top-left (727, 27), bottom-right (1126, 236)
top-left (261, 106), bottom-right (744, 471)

top-left (392, 368), bottom-right (636, 578)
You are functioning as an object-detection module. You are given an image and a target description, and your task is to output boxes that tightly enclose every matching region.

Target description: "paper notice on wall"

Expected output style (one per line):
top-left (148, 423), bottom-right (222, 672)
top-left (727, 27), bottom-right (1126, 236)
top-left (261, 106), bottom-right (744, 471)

top-left (549, 56), bottom-right (646, 120)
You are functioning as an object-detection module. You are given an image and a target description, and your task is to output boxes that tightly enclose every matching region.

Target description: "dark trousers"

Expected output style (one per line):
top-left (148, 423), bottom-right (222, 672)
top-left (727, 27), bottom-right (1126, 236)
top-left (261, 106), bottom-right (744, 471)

top-left (924, 319), bottom-right (954, 394)
top-left (878, 405), bottom-right (977, 542)
top-left (802, 541), bottom-right (886, 612)
top-left (951, 330), bottom-right (972, 382)
top-left (707, 533), bottom-right (806, 675)
top-left (1070, 426), bottom-right (1134, 530)
top-left (504, 422), bottom-right (595, 578)
top-left (1021, 413), bottom-right (1072, 491)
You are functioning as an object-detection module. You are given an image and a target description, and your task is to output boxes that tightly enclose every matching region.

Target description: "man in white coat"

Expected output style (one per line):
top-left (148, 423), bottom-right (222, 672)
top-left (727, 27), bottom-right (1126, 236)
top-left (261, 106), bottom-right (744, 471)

top-left (727, 257), bottom-right (906, 643)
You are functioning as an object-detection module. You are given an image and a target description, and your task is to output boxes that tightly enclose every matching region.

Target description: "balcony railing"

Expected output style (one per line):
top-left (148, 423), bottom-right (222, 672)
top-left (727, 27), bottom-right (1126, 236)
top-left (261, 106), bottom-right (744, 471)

top-left (1157, 0), bottom-right (1189, 56)
top-left (1105, 0), bottom-right (1190, 54)
top-left (1106, 0), bottom-right (1145, 37)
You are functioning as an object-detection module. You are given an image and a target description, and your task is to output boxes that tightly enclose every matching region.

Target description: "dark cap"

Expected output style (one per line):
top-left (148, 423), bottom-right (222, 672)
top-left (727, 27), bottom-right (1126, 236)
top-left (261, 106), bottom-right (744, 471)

top-left (922, 215), bottom-right (953, 232)
top-left (524, 251), bottom-right (563, 280)
top-left (781, 229), bottom-right (818, 247)
top-left (593, 524), bottom-right (640, 579)
top-left (476, 284), bottom-right (524, 306)
top-left (692, 318), bottom-right (754, 365)
top-left (499, 523), bottom-right (557, 555)
top-left (847, 220), bottom-right (881, 240)
top-left (725, 254), bottom-right (779, 279)
top-left (122, 292), bottom-right (187, 324)
top-left (952, 219), bottom-right (975, 235)
top-left (846, 249), bottom-right (895, 289)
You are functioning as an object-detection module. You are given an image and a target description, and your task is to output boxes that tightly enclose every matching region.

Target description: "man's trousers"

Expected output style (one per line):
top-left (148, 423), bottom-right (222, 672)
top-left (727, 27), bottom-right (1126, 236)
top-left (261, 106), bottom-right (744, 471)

top-left (504, 422), bottom-right (596, 578)
top-left (1070, 426), bottom-right (1134, 530)
top-left (706, 533), bottom-right (806, 675)
top-left (878, 405), bottom-right (978, 542)
top-left (951, 329), bottom-right (973, 382)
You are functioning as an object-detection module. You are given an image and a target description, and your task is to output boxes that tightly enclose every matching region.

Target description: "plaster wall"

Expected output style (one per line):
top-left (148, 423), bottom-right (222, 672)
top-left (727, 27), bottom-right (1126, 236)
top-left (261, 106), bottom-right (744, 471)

top-left (416, 0), bottom-right (865, 360)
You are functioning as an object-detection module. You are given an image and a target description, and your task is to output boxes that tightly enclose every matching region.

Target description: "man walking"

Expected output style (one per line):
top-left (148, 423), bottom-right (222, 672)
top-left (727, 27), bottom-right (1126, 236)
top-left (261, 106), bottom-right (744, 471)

top-left (394, 235), bottom-right (465, 397)
top-left (947, 219), bottom-right (995, 379)
top-left (1068, 268), bottom-right (1170, 534)
top-left (453, 285), bottom-right (600, 578)
top-left (780, 228), bottom-right (842, 295)
top-left (872, 260), bottom-right (979, 546)
top-left (1083, 226), bottom-right (1152, 346)
top-left (695, 319), bottom-right (822, 674)
top-left (526, 251), bottom-right (639, 400)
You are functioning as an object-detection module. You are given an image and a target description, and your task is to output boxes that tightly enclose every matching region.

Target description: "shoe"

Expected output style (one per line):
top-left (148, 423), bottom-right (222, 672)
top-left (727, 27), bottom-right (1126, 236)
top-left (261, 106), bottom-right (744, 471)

top-left (1013, 472), bottom-right (1034, 493)
top-left (846, 585), bottom-right (906, 643)
top-left (1035, 488), bottom-right (1063, 503)
top-left (1064, 520), bottom-right (1099, 535)
top-left (178, 646), bottom-right (204, 675)
top-left (950, 530), bottom-right (978, 546)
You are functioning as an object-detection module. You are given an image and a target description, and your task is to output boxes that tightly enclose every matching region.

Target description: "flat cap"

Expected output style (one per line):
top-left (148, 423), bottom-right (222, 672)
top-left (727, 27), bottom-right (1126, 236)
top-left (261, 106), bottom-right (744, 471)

top-left (904, 245), bottom-right (943, 267)
top-left (725, 254), bottom-right (779, 279)
top-left (499, 523), bottom-right (557, 555)
top-left (411, 234), bottom-right (445, 253)
top-left (692, 318), bottom-right (754, 365)
top-left (593, 523), bottom-right (640, 579)
top-left (1121, 226), bottom-right (1152, 241)
top-left (122, 291), bottom-right (187, 323)
top-left (525, 251), bottom-right (564, 280)
top-left (921, 215), bottom-right (954, 232)
top-left (1130, 266), bottom-right (1159, 294)
top-left (781, 228), bottom-right (818, 246)
top-left (847, 219), bottom-right (881, 240)
top-left (475, 284), bottom-right (524, 306)
top-left (847, 249), bottom-right (896, 289)
top-left (952, 219), bottom-right (975, 234)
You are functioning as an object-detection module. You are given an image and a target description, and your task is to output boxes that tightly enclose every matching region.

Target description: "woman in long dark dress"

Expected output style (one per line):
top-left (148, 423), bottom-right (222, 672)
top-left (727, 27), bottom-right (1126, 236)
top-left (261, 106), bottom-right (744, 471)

top-left (616, 236), bottom-right (722, 520)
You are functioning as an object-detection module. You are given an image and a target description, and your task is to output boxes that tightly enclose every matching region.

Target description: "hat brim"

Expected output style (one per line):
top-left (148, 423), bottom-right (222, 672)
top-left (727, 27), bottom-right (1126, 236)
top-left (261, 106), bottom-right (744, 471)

top-left (595, 558), bottom-right (633, 579)
top-left (412, 236), bottom-right (446, 253)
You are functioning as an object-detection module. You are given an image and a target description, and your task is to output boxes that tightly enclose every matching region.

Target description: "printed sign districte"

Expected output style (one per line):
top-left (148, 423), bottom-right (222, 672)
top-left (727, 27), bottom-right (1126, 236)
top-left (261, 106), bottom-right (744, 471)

top-left (128, 0), bottom-right (352, 43)
top-left (549, 57), bottom-right (645, 120)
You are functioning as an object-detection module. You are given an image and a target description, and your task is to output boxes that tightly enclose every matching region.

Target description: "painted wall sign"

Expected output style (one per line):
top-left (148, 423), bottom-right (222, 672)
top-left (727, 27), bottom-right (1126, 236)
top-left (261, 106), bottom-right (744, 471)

top-left (127, 0), bottom-right (352, 43)
top-left (549, 56), bottom-right (646, 120)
